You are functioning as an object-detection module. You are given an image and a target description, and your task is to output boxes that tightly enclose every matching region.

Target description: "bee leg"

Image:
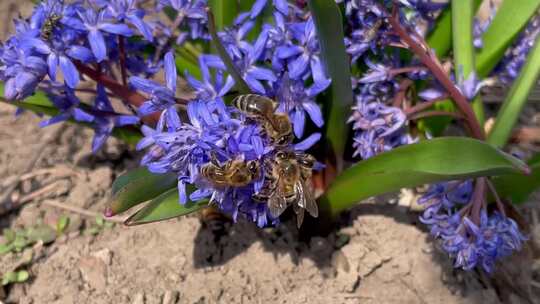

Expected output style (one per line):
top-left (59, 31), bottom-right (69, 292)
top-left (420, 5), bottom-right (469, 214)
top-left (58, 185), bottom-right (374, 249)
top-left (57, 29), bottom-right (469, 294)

top-left (209, 151), bottom-right (221, 167)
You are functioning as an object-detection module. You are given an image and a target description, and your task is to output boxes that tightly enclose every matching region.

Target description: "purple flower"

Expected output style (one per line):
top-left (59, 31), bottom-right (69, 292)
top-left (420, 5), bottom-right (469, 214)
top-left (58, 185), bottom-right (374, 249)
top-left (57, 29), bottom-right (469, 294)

top-left (129, 51), bottom-right (177, 121)
top-left (276, 17), bottom-right (327, 82)
top-left (77, 8), bottom-right (134, 62)
top-left (419, 180), bottom-right (527, 273)
top-left (185, 55), bottom-right (235, 102)
top-left (38, 87), bottom-right (95, 127)
top-left (159, 0), bottom-right (207, 43)
top-left (1, 46), bottom-right (47, 100)
top-left (273, 73), bottom-right (326, 138)
top-left (91, 85), bottom-right (140, 152)
top-left (494, 14), bottom-right (540, 84)
top-left (107, 0), bottom-right (154, 41)
top-left (348, 101), bottom-right (413, 159)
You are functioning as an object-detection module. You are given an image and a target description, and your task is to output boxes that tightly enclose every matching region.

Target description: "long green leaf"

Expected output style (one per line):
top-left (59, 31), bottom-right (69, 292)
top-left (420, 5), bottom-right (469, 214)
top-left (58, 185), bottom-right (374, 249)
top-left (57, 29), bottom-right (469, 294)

top-left (487, 37), bottom-right (540, 147)
top-left (318, 137), bottom-right (528, 217)
top-left (308, 0), bottom-right (353, 173)
top-left (207, 10), bottom-right (251, 94)
top-left (208, 0), bottom-right (238, 31)
top-left (108, 168), bottom-right (178, 216)
top-left (427, 0), bottom-right (483, 58)
top-left (452, 0), bottom-right (484, 125)
top-left (124, 188), bottom-right (208, 226)
top-left (476, 0), bottom-right (540, 77)
top-left (493, 154), bottom-right (540, 204)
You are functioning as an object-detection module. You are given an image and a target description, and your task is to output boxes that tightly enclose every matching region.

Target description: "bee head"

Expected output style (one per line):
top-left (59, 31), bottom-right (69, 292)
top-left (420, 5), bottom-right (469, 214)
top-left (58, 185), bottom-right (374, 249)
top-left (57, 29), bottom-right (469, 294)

top-left (246, 160), bottom-right (260, 177)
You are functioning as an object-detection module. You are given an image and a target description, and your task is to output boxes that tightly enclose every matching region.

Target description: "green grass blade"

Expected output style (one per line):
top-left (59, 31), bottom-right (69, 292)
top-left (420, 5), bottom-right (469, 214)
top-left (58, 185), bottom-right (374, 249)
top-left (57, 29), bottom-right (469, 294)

top-left (452, 0), bottom-right (484, 124)
top-left (427, 0), bottom-right (483, 58)
top-left (208, 0), bottom-right (238, 31)
top-left (476, 0), bottom-right (540, 77)
top-left (318, 137), bottom-right (529, 217)
top-left (124, 187), bottom-right (208, 226)
top-left (487, 37), bottom-right (540, 148)
top-left (308, 0), bottom-right (354, 173)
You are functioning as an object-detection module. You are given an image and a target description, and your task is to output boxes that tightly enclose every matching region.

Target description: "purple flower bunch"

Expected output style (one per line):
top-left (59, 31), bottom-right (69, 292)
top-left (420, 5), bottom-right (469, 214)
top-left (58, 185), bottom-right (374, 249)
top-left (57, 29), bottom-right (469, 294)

top-left (419, 180), bottom-right (527, 273)
top-left (131, 0), bottom-right (326, 226)
top-left (0, 0), bottom-right (208, 152)
top-left (494, 14), bottom-right (540, 84)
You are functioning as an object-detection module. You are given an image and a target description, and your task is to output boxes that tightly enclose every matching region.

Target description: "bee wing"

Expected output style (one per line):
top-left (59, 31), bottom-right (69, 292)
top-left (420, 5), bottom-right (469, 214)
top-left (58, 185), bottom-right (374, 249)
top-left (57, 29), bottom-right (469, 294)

top-left (268, 194), bottom-right (288, 218)
top-left (296, 208), bottom-right (305, 228)
top-left (302, 179), bottom-right (318, 218)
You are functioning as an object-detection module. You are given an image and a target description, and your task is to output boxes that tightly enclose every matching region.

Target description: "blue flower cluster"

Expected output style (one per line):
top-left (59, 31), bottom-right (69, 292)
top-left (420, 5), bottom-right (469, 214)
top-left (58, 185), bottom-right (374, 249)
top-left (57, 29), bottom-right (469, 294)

top-left (341, 1), bottom-right (420, 159)
top-left (0, 0), bottom-right (208, 152)
top-left (419, 180), bottom-right (527, 273)
top-left (131, 0), bottom-right (326, 226)
top-left (494, 14), bottom-right (540, 84)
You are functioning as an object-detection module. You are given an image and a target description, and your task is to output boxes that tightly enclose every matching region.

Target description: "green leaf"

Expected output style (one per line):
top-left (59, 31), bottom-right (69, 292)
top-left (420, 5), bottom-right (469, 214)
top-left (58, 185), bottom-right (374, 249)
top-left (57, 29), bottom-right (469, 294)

top-left (124, 187), bottom-right (208, 226)
top-left (476, 0), bottom-right (540, 77)
top-left (109, 167), bottom-right (178, 215)
top-left (308, 0), bottom-right (354, 172)
top-left (318, 137), bottom-right (529, 217)
top-left (208, 0), bottom-right (238, 31)
top-left (26, 225), bottom-right (56, 244)
top-left (427, 0), bottom-right (483, 58)
top-left (56, 216), bottom-right (70, 235)
top-left (2, 271), bottom-right (29, 286)
top-left (487, 37), bottom-right (540, 148)
top-left (493, 154), bottom-right (540, 204)
top-left (452, 0), bottom-right (484, 125)
top-left (0, 243), bottom-right (14, 255)
top-left (207, 10), bottom-right (251, 94)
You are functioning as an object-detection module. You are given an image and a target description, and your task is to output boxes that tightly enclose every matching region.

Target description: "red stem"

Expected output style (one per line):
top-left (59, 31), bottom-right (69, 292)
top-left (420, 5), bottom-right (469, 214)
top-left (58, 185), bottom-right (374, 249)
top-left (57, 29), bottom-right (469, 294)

top-left (388, 11), bottom-right (485, 140)
top-left (75, 62), bottom-right (160, 125)
top-left (392, 79), bottom-right (412, 107)
top-left (118, 37), bottom-right (128, 86)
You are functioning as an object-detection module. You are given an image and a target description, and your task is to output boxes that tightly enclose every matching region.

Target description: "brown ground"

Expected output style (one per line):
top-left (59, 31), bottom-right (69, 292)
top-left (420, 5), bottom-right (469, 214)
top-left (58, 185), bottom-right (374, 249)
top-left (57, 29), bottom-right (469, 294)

top-left (1, 1), bottom-right (540, 304)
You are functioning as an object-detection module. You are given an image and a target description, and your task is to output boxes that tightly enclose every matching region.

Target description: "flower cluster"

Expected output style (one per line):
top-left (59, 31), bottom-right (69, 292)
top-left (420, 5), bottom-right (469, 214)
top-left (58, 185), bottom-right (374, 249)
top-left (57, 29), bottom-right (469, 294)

top-left (494, 14), bottom-right (540, 84)
top-left (419, 180), bottom-right (527, 273)
top-left (131, 0), bottom-right (326, 226)
top-left (0, 0), bottom-right (207, 152)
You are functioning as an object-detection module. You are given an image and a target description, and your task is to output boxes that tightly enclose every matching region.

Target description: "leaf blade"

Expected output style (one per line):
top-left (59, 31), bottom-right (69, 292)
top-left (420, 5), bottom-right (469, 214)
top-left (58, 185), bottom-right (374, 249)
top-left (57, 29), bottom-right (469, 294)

top-left (108, 168), bottom-right (178, 216)
top-left (124, 187), bottom-right (208, 226)
top-left (318, 137), bottom-right (528, 217)
top-left (308, 0), bottom-right (354, 173)
top-left (476, 0), bottom-right (540, 77)
top-left (487, 37), bottom-right (540, 147)
top-left (493, 154), bottom-right (540, 204)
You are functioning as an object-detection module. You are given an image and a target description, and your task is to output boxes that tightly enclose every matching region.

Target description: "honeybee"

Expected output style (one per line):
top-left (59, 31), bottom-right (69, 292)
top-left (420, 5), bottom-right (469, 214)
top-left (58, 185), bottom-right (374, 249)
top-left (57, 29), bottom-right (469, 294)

top-left (363, 18), bottom-right (383, 42)
top-left (254, 150), bottom-right (318, 228)
top-left (233, 94), bottom-right (294, 146)
top-left (199, 205), bottom-right (231, 234)
top-left (200, 155), bottom-right (260, 188)
top-left (40, 1), bottom-right (63, 41)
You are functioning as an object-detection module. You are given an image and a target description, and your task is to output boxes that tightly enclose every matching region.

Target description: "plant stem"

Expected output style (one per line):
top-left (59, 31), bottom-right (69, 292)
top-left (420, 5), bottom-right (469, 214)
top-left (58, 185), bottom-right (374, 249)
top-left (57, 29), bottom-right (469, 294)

top-left (392, 79), bottom-right (413, 107)
top-left (405, 95), bottom-right (450, 115)
top-left (388, 11), bottom-right (485, 140)
top-left (118, 37), bottom-right (128, 86)
top-left (75, 62), bottom-right (161, 125)
top-left (408, 110), bottom-right (464, 121)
